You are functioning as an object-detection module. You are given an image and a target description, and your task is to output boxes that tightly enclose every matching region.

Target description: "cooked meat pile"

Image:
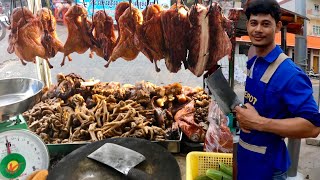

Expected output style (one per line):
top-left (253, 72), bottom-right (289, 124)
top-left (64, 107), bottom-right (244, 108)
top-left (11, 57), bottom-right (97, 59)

top-left (7, 2), bottom-right (239, 77)
top-left (23, 73), bottom-right (213, 143)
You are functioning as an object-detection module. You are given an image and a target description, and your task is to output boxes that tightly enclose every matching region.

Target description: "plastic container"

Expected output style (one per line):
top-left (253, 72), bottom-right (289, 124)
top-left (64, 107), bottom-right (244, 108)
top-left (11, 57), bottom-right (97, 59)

top-left (186, 151), bottom-right (233, 180)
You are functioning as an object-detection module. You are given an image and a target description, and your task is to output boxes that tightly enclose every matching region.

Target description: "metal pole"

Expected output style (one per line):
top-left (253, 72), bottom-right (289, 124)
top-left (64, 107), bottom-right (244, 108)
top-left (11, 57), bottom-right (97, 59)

top-left (281, 26), bottom-right (287, 54)
top-left (288, 139), bottom-right (302, 177)
top-left (287, 0), bottom-right (307, 177)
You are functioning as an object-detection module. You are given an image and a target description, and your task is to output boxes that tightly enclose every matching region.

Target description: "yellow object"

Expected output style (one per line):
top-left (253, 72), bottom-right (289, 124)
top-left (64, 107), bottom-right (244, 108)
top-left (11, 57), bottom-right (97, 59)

top-left (186, 152), bottom-right (233, 180)
top-left (26, 170), bottom-right (48, 180)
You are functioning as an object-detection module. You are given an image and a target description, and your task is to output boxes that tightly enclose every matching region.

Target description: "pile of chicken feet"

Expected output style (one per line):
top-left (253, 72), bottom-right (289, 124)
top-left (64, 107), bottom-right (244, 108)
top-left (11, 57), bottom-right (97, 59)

top-left (8, 2), bottom-right (241, 77)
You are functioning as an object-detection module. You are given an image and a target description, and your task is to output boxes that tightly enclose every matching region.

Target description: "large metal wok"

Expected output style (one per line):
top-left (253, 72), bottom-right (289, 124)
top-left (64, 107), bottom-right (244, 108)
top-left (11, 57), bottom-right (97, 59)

top-left (0, 77), bottom-right (44, 119)
top-left (48, 138), bottom-right (182, 180)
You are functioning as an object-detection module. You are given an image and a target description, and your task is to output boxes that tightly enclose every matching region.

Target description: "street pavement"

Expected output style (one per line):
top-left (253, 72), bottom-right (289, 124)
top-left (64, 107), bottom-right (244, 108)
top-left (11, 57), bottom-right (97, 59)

top-left (1, 24), bottom-right (320, 179)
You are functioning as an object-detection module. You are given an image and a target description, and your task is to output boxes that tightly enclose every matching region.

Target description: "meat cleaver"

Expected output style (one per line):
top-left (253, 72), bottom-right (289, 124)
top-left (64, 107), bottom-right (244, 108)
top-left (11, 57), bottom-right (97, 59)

top-left (205, 67), bottom-right (245, 114)
top-left (87, 143), bottom-right (151, 180)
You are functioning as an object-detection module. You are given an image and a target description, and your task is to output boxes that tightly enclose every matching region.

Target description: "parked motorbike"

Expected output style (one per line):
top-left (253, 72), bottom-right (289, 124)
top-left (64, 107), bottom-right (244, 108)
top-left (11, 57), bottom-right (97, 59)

top-left (0, 13), bottom-right (9, 41)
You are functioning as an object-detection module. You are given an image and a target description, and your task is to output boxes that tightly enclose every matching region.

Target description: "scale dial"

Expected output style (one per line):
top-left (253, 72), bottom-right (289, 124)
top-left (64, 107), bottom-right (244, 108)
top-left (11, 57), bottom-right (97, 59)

top-left (0, 129), bottom-right (49, 180)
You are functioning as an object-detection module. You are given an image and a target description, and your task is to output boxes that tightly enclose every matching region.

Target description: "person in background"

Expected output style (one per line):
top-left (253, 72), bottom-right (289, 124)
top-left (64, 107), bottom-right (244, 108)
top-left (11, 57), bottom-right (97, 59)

top-left (234, 0), bottom-right (320, 179)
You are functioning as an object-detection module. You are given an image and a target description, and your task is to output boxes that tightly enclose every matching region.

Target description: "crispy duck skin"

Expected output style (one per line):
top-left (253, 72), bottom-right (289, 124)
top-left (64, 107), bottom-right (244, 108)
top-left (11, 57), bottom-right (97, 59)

top-left (107, 6), bottom-right (142, 67)
top-left (161, 4), bottom-right (190, 73)
top-left (114, 2), bottom-right (130, 45)
top-left (7, 7), bottom-right (55, 68)
top-left (206, 2), bottom-right (232, 71)
top-left (90, 10), bottom-right (116, 61)
top-left (61, 5), bottom-right (92, 66)
top-left (187, 4), bottom-right (210, 77)
top-left (7, 7), bottom-right (35, 55)
top-left (8, 7), bottom-right (35, 33)
top-left (136, 4), bottom-right (165, 72)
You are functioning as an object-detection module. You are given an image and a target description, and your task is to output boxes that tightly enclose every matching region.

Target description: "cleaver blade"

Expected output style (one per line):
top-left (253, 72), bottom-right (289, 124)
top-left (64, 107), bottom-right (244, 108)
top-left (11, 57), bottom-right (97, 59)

top-left (87, 143), bottom-right (146, 176)
top-left (205, 67), bottom-right (244, 114)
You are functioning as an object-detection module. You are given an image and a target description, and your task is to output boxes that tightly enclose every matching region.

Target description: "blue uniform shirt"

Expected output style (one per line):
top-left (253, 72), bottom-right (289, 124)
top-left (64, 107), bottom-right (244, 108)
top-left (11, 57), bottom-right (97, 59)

top-left (242, 45), bottom-right (320, 173)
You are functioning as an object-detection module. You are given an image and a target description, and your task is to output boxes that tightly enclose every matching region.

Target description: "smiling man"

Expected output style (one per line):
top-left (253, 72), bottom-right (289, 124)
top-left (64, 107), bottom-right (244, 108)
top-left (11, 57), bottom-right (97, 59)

top-left (234, 0), bottom-right (320, 180)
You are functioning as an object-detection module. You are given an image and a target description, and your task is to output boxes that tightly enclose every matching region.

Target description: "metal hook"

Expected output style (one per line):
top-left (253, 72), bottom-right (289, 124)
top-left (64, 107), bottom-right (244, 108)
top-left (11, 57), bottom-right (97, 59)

top-left (101, 0), bottom-right (107, 16)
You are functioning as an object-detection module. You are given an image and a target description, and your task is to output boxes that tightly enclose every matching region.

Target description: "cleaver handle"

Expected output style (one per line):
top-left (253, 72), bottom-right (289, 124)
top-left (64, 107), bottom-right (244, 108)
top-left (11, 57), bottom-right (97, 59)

top-left (127, 168), bottom-right (152, 180)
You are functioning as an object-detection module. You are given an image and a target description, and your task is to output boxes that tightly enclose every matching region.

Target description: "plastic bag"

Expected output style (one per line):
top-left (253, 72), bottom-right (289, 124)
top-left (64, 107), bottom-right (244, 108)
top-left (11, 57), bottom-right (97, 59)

top-left (204, 101), bottom-right (233, 152)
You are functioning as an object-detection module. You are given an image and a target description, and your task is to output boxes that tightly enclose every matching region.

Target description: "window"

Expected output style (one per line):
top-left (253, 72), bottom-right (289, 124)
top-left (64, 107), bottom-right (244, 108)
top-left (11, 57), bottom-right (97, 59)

top-left (313, 25), bottom-right (320, 36)
top-left (315, 4), bottom-right (319, 11)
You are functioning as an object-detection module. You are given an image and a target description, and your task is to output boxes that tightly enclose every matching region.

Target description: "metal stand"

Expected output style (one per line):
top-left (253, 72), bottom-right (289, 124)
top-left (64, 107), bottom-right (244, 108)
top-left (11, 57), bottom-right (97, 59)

top-left (287, 139), bottom-right (301, 177)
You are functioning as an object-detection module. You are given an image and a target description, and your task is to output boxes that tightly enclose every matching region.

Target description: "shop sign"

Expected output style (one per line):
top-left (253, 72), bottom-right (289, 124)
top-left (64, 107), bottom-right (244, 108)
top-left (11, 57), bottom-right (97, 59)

top-left (75, 0), bottom-right (171, 23)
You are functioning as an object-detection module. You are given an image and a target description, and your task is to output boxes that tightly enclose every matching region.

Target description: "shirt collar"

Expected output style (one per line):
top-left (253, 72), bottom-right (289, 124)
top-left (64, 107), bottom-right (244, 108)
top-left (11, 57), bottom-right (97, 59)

top-left (262, 45), bottom-right (283, 63)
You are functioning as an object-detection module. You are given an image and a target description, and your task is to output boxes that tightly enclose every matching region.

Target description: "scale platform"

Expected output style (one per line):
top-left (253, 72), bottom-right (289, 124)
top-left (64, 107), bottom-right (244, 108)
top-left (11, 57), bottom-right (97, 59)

top-left (0, 115), bottom-right (28, 133)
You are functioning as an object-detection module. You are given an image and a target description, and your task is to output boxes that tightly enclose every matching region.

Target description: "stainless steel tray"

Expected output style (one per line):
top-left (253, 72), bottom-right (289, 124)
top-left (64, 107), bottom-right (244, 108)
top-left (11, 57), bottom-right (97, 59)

top-left (47, 132), bottom-right (182, 156)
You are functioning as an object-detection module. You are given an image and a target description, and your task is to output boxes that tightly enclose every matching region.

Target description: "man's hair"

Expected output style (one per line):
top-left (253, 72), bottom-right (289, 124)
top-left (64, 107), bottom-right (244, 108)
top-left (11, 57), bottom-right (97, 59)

top-left (245, 0), bottom-right (282, 23)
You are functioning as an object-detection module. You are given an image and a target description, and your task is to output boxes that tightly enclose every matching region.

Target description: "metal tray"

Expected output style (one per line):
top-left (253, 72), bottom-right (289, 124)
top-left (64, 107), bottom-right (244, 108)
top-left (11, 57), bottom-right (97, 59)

top-left (47, 132), bottom-right (182, 156)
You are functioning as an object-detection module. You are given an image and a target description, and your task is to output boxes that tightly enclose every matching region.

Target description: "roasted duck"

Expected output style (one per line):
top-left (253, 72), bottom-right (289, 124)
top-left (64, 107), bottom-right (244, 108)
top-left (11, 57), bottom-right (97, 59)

top-left (7, 7), bottom-right (54, 68)
top-left (61, 5), bottom-right (92, 66)
top-left (90, 10), bottom-right (116, 61)
top-left (107, 6), bottom-right (142, 67)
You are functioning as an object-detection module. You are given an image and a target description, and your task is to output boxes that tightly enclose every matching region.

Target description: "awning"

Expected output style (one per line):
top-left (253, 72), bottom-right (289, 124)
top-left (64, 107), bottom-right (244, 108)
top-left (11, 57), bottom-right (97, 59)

top-left (237, 33), bottom-right (320, 50)
top-left (234, 7), bottom-right (308, 36)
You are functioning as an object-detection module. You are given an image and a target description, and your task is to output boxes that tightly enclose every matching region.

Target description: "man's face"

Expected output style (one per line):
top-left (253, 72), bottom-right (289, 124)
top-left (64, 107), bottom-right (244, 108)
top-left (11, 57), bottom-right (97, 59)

top-left (246, 14), bottom-right (282, 48)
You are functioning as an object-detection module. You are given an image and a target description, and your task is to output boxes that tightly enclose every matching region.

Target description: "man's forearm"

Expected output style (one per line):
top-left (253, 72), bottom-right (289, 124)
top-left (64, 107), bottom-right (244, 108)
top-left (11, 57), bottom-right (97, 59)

top-left (259, 117), bottom-right (320, 138)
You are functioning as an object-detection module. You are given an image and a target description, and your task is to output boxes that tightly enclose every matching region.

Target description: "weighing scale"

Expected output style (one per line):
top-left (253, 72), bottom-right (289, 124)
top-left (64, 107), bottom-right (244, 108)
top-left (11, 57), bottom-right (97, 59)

top-left (0, 78), bottom-right (50, 180)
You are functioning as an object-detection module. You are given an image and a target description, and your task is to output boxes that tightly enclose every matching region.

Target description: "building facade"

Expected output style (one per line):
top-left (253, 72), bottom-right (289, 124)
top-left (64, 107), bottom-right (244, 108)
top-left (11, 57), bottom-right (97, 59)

top-left (234, 0), bottom-right (320, 74)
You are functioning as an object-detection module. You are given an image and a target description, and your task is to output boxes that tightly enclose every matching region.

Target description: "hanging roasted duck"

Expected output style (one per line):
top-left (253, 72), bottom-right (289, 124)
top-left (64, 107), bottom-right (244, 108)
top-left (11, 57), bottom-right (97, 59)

top-left (36, 8), bottom-right (70, 61)
top-left (7, 7), bottom-right (55, 68)
top-left (135, 3), bottom-right (165, 72)
top-left (61, 4), bottom-right (94, 66)
top-left (90, 10), bottom-right (116, 61)
top-left (106, 4), bottom-right (142, 68)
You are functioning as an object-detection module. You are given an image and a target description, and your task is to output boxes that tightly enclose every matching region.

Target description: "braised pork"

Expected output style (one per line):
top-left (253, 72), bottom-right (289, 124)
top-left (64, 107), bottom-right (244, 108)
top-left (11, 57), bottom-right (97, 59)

top-left (187, 4), bottom-right (210, 77)
top-left (161, 4), bottom-right (190, 73)
top-left (206, 2), bottom-right (232, 72)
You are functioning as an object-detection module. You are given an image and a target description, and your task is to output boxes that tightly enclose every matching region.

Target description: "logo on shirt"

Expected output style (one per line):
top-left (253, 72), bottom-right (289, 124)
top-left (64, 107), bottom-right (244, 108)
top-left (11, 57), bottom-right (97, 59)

top-left (244, 91), bottom-right (258, 105)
